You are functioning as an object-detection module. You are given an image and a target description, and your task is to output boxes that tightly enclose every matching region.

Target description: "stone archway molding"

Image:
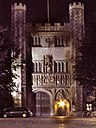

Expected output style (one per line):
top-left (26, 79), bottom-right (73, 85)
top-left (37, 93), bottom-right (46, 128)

top-left (55, 88), bottom-right (69, 101)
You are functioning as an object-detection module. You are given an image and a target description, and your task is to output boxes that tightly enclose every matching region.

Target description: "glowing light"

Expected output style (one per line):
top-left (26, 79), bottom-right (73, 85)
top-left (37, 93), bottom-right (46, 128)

top-left (58, 100), bottom-right (65, 107)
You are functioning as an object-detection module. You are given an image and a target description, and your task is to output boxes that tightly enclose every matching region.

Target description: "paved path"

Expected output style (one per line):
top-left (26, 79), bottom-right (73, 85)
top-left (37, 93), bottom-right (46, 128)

top-left (0, 117), bottom-right (96, 128)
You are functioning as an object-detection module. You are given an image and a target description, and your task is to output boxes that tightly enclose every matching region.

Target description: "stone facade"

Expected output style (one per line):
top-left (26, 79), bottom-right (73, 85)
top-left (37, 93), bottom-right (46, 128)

top-left (11, 2), bottom-right (85, 116)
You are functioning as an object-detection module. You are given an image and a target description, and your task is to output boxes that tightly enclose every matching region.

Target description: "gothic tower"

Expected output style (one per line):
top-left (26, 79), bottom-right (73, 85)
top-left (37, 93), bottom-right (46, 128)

top-left (10, 1), bottom-right (86, 116)
top-left (69, 2), bottom-right (85, 40)
top-left (11, 3), bottom-right (27, 106)
top-left (69, 2), bottom-right (85, 114)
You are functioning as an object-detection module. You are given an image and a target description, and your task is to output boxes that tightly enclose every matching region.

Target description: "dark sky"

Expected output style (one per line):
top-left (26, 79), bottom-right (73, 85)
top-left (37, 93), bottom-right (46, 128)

top-left (0, 0), bottom-right (96, 27)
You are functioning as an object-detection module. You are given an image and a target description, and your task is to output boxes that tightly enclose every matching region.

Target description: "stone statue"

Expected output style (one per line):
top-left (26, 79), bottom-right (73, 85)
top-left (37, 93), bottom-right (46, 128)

top-left (45, 55), bottom-right (53, 73)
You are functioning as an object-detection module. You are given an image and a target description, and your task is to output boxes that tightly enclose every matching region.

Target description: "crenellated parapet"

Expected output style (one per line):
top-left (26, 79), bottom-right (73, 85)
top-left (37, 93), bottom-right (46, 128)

top-left (11, 3), bottom-right (26, 10)
top-left (69, 2), bottom-right (84, 10)
top-left (26, 23), bottom-right (71, 33)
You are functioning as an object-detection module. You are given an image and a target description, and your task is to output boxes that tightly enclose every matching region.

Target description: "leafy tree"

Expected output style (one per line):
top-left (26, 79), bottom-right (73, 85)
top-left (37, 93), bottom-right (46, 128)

top-left (74, 13), bottom-right (96, 110)
top-left (0, 26), bottom-right (19, 110)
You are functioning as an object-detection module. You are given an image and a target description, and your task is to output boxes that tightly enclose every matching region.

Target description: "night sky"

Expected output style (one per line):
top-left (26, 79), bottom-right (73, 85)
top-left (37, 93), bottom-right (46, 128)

top-left (0, 0), bottom-right (96, 27)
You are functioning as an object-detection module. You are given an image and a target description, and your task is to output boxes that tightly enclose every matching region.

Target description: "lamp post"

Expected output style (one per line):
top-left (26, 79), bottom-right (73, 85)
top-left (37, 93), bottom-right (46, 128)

top-left (86, 104), bottom-right (92, 111)
top-left (86, 103), bottom-right (92, 117)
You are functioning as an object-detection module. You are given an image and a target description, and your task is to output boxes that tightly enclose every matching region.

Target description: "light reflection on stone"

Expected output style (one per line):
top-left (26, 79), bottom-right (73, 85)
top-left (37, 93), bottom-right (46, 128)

top-left (59, 123), bottom-right (65, 128)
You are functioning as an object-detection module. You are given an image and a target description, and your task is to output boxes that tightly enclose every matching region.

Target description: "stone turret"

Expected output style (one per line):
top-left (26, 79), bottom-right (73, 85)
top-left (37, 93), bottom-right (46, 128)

top-left (69, 2), bottom-right (85, 40)
top-left (69, 2), bottom-right (85, 114)
top-left (11, 3), bottom-right (26, 107)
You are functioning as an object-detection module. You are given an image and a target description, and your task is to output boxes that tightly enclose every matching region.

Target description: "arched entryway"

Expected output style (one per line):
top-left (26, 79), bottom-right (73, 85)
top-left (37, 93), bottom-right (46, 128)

top-left (54, 89), bottom-right (70, 116)
top-left (36, 91), bottom-right (51, 116)
top-left (54, 99), bottom-right (70, 116)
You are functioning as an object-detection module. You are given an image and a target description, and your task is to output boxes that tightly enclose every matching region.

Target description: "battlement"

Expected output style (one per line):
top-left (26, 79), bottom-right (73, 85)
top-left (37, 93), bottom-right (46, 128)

top-left (26, 23), bottom-right (71, 32)
top-left (30, 23), bottom-right (70, 27)
top-left (44, 23), bottom-right (61, 26)
top-left (11, 3), bottom-right (26, 10)
top-left (69, 2), bottom-right (84, 10)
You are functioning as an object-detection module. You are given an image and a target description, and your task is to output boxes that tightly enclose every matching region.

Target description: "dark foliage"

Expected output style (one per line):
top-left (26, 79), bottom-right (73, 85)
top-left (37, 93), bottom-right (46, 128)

top-left (75, 11), bottom-right (96, 91)
top-left (0, 26), bottom-right (18, 110)
top-left (75, 41), bottom-right (96, 90)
